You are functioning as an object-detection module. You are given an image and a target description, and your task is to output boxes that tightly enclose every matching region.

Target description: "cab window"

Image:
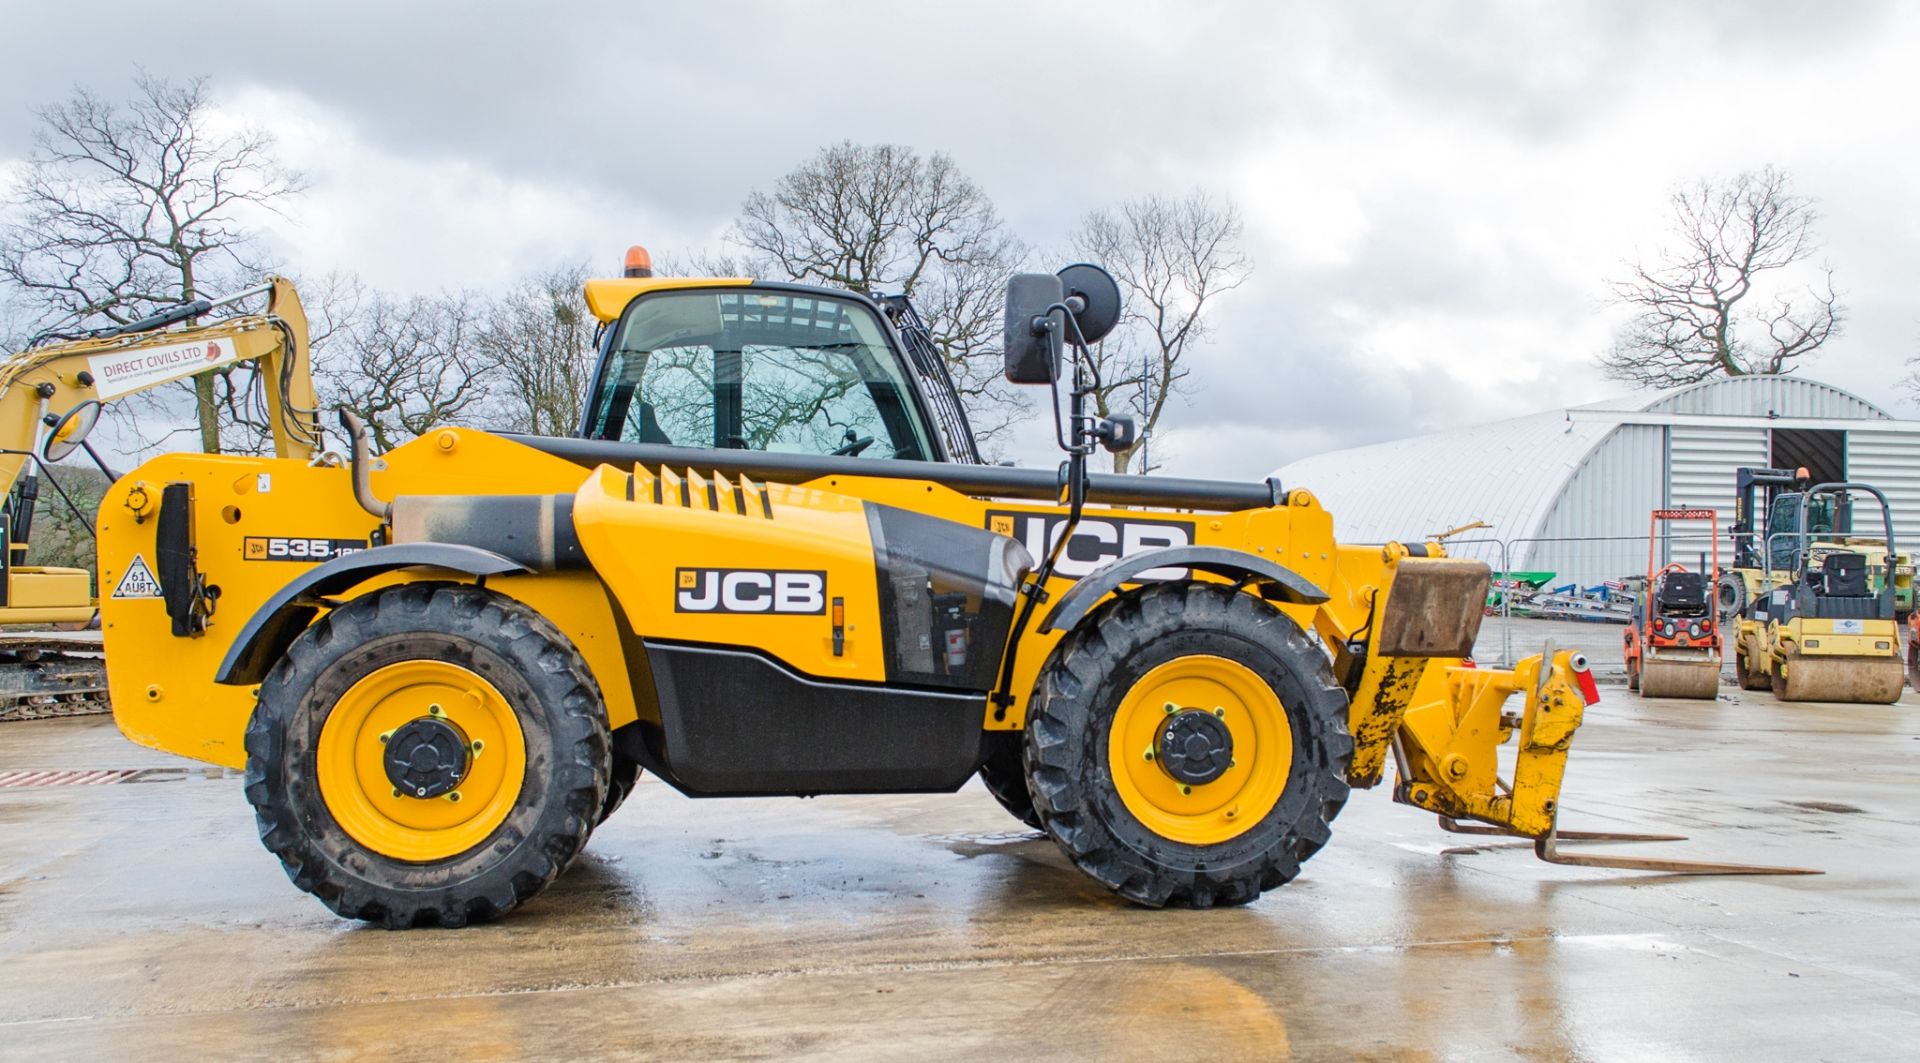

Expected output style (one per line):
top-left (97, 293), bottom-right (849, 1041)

top-left (586, 289), bottom-right (934, 461)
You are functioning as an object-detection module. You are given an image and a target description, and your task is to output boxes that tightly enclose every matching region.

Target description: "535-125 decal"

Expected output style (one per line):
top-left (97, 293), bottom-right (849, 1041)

top-left (243, 537), bottom-right (368, 562)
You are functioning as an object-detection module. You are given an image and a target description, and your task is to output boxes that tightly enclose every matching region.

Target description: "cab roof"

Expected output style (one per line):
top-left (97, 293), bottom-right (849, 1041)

top-left (582, 277), bottom-right (753, 324)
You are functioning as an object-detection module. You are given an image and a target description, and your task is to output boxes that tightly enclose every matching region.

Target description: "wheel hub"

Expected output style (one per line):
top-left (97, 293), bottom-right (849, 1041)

top-left (383, 716), bottom-right (471, 798)
top-left (1156, 709), bottom-right (1234, 785)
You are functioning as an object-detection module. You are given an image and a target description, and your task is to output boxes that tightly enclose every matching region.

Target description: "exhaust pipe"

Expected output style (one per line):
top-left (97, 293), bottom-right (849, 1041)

top-left (338, 409), bottom-right (391, 522)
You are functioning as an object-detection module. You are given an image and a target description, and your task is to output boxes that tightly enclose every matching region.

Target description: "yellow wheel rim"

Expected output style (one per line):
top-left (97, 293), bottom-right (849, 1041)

top-left (316, 660), bottom-right (527, 863)
top-left (1107, 655), bottom-right (1292, 846)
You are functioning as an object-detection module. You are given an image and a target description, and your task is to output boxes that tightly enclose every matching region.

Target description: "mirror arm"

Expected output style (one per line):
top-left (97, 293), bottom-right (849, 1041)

top-left (79, 440), bottom-right (119, 482)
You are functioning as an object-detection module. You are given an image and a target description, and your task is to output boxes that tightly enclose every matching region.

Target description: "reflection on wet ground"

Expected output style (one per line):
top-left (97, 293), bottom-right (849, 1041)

top-left (1, 684), bottom-right (1916, 1060)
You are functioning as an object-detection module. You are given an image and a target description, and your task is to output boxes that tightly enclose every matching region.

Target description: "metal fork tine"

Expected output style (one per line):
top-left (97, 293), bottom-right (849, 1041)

top-left (1534, 828), bottom-right (1821, 876)
top-left (1438, 815), bottom-right (1685, 844)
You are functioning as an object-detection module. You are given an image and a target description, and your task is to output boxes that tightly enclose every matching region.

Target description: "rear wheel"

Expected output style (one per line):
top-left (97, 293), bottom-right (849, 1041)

top-left (1023, 582), bottom-right (1352, 909)
top-left (245, 583), bottom-right (609, 928)
top-left (976, 731), bottom-right (1041, 830)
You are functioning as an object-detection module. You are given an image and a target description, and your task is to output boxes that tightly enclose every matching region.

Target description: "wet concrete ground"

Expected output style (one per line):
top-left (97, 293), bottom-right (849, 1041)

top-left (2, 683), bottom-right (1917, 1061)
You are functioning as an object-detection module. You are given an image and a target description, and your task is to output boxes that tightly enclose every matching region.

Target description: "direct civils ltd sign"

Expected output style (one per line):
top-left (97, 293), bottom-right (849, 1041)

top-left (88, 337), bottom-right (244, 399)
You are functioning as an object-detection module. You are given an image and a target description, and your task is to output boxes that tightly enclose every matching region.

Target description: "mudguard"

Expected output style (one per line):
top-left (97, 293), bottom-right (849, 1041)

top-left (1038, 545), bottom-right (1330, 634)
top-left (213, 542), bottom-right (531, 684)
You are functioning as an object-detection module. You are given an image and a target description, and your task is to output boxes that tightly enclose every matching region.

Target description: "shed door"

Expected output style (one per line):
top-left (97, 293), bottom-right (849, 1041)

top-left (1770, 428), bottom-right (1846, 486)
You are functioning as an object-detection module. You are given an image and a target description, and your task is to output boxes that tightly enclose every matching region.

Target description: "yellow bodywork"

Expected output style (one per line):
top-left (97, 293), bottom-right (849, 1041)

top-left (0, 567), bottom-right (95, 625)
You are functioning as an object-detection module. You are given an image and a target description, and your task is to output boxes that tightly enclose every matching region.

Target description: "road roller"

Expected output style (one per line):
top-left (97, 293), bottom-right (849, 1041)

top-left (1624, 510), bottom-right (1723, 699)
top-left (1736, 483), bottom-right (1905, 703)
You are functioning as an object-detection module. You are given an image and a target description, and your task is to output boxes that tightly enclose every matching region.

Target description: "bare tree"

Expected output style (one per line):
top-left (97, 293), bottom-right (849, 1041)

top-left (1071, 192), bottom-right (1250, 473)
top-left (318, 289), bottom-right (491, 452)
top-left (472, 263), bottom-right (598, 436)
top-left (0, 74), bottom-right (303, 452)
top-left (724, 142), bottom-right (1028, 448)
top-left (1600, 167), bottom-right (1842, 388)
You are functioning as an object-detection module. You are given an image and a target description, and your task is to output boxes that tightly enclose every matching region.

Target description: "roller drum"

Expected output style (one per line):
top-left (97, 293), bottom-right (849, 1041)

top-left (1638, 656), bottom-right (1722, 700)
top-left (1772, 653), bottom-right (1905, 704)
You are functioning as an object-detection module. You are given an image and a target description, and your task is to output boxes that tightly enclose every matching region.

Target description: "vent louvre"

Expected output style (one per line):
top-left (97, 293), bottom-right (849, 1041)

top-left (626, 466), bottom-right (771, 519)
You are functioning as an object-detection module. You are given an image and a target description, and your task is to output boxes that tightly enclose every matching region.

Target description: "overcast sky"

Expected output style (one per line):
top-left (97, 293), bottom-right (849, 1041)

top-left (3, 1), bottom-right (1916, 479)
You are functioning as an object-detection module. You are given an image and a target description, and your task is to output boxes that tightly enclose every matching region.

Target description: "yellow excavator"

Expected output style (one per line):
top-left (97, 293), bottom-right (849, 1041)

top-left (92, 254), bottom-right (1810, 927)
top-left (0, 279), bottom-right (321, 719)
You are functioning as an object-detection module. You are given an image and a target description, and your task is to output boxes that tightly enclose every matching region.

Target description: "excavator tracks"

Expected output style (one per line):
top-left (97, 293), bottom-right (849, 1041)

top-left (0, 632), bottom-right (109, 722)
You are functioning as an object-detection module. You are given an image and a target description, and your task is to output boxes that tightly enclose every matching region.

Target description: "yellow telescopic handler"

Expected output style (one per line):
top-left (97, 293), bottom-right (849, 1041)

top-left (98, 256), bottom-right (1811, 927)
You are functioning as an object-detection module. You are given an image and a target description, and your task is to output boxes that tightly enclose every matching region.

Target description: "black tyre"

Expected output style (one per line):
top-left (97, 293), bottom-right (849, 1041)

top-left (245, 583), bottom-right (610, 928)
top-left (977, 730), bottom-right (1042, 830)
top-left (1716, 574), bottom-right (1747, 622)
top-left (598, 752), bottom-right (643, 826)
top-left (1023, 581), bottom-right (1352, 909)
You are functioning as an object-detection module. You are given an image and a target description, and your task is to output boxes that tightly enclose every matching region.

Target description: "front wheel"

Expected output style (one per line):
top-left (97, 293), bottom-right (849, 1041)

top-left (1023, 581), bottom-right (1353, 909)
top-left (245, 583), bottom-right (609, 928)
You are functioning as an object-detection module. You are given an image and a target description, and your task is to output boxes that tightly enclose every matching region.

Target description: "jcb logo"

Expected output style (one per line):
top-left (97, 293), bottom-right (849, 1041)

top-left (985, 511), bottom-right (1194, 580)
top-left (675, 568), bottom-right (827, 614)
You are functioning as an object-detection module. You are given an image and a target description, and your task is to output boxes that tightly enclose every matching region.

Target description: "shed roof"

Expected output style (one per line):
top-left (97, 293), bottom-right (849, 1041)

top-left (1274, 376), bottom-right (1898, 545)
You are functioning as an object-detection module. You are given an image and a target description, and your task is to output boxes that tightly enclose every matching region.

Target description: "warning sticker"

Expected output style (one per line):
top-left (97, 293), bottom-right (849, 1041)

top-left (87, 337), bottom-right (244, 399)
top-left (112, 555), bottom-right (163, 599)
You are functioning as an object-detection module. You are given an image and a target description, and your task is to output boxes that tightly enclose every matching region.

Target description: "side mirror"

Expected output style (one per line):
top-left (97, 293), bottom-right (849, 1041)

top-left (42, 399), bottom-right (103, 463)
top-left (1001, 264), bottom-right (1124, 385)
top-left (1056, 263), bottom-right (1121, 345)
top-left (1003, 273), bottom-right (1064, 384)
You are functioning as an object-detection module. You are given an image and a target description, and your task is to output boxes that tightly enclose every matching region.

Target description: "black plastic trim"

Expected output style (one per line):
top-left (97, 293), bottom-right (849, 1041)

top-left (213, 543), bottom-right (531, 685)
top-left (508, 434), bottom-right (1282, 512)
top-left (1039, 546), bottom-right (1330, 634)
top-left (641, 640), bottom-right (985, 796)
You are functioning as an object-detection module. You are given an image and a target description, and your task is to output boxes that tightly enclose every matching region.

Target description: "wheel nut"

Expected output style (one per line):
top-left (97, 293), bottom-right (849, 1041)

top-left (1142, 747), bottom-right (1156, 762)
top-left (1180, 784), bottom-right (1193, 796)
top-left (428, 704), bottom-right (443, 716)
top-left (1213, 707), bottom-right (1224, 718)
top-left (1163, 702), bottom-right (1177, 714)
top-left (379, 730), bottom-right (393, 744)
top-left (470, 740), bottom-right (484, 755)
top-left (447, 791), bottom-right (462, 803)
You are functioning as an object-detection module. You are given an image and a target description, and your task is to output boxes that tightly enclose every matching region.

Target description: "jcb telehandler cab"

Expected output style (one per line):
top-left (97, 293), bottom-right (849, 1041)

top-left (99, 259), bottom-right (1808, 928)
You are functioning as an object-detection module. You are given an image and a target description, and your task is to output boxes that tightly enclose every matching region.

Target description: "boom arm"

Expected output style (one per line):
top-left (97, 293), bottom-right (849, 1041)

top-left (0, 277), bottom-right (323, 508)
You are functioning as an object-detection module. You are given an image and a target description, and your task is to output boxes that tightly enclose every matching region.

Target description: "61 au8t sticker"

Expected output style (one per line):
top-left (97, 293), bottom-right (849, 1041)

top-left (244, 537), bottom-right (368, 562)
